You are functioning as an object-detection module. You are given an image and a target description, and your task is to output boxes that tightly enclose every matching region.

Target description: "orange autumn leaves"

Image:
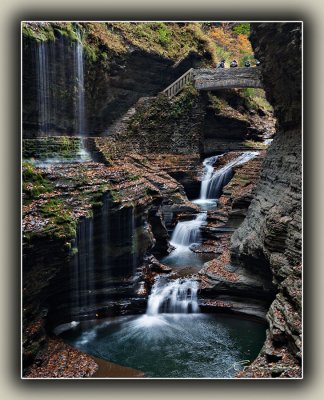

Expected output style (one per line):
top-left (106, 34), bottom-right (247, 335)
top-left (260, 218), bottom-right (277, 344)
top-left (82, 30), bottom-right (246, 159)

top-left (209, 26), bottom-right (253, 62)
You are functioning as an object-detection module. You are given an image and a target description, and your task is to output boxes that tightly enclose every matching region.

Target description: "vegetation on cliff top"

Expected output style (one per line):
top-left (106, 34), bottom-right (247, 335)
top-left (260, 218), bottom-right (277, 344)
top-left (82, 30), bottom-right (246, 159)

top-left (22, 22), bottom-right (254, 66)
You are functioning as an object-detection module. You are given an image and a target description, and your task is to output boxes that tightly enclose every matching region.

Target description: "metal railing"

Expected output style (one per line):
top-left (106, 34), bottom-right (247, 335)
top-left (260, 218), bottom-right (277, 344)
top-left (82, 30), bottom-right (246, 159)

top-left (162, 68), bottom-right (194, 98)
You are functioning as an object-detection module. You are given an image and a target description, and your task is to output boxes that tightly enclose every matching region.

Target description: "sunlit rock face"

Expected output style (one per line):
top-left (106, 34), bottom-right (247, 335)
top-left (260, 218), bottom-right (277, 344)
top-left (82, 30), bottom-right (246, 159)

top-left (231, 23), bottom-right (302, 378)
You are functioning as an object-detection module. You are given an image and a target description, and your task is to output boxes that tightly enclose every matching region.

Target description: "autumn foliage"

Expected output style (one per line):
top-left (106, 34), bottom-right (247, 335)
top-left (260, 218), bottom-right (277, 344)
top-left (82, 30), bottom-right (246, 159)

top-left (207, 23), bottom-right (253, 65)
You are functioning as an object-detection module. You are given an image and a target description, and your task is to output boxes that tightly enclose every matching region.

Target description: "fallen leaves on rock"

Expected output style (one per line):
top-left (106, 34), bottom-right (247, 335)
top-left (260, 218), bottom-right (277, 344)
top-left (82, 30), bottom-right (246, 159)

top-left (25, 338), bottom-right (98, 378)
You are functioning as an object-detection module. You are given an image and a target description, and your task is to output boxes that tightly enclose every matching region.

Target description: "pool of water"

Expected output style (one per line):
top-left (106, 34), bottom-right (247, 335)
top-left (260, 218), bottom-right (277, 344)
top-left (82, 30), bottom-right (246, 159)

top-left (161, 246), bottom-right (214, 274)
top-left (59, 313), bottom-right (266, 378)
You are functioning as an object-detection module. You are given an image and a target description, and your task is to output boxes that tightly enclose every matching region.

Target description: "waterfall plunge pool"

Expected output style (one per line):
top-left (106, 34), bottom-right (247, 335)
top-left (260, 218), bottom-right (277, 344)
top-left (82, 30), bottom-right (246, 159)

top-left (58, 313), bottom-right (266, 378)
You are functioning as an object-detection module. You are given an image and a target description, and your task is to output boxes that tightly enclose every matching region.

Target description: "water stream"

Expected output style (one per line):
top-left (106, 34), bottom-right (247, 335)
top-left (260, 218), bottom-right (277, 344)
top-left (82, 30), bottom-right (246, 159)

top-left (193, 151), bottom-right (259, 209)
top-left (59, 312), bottom-right (266, 378)
top-left (59, 275), bottom-right (266, 378)
top-left (146, 276), bottom-right (199, 315)
top-left (35, 31), bottom-right (86, 136)
top-left (162, 152), bottom-right (258, 272)
top-left (56, 150), bottom-right (266, 378)
top-left (75, 30), bottom-right (86, 135)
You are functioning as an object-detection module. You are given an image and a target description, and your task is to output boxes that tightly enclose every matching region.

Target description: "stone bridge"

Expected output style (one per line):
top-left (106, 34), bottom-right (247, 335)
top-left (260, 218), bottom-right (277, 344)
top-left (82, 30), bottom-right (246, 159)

top-left (193, 68), bottom-right (263, 90)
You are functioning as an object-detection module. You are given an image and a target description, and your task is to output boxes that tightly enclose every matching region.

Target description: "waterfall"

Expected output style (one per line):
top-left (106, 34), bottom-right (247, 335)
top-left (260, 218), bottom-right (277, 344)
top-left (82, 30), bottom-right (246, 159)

top-left (199, 152), bottom-right (259, 200)
top-left (170, 213), bottom-right (207, 248)
top-left (146, 277), bottom-right (199, 315)
top-left (101, 193), bottom-right (110, 268)
top-left (75, 31), bottom-right (86, 135)
top-left (37, 42), bottom-right (50, 134)
top-left (199, 155), bottom-right (219, 200)
top-left (34, 29), bottom-right (86, 136)
top-left (73, 217), bottom-right (95, 311)
top-left (264, 138), bottom-right (273, 145)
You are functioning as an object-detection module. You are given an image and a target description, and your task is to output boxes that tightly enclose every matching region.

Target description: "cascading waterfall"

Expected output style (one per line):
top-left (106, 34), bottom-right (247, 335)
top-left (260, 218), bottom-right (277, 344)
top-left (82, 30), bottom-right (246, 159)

top-left (162, 151), bottom-right (259, 269)
top-left (199, 155), bottom-right (219, 200)
top-left (101, 193), bottom-right (110, 269)
top-left (131, 208), bottom-right (139, 276)
top-left (34, 29), bottom-right (86, 136)
top-left (37, 41), bottom-right (50, 134)
top-left (75, 31), bottom-right (86, 135)
top-left (197, 151), bottom-right (259, 201)
top-left (170, 212), bottom-right (207, 248)
top-left (73, 217), bottom-right (94, 311)
top-left (146, 277), bottom-right (199, 315)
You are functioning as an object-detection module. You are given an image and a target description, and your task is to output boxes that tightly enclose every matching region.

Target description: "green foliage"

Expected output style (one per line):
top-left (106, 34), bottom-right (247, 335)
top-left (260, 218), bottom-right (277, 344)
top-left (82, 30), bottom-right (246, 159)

top-left (240, 88), bottom-right (273, 112)
top-left (22, 22), bottom-right (55, 42)
top-left (238, 53), bottom-right (254, 67)
top-left (22, 22), bottom-right (81, 43)
top-left (128, 173), bottom-right (141, 181)
top-left (22, 162), bottom-right (53, 199)
top-left (156, 23), bottom-right (171, 46)
top-left (39, 198), bottom-right (77, 240)
top-left (110, 190), bottom-right (121, 203)
top-left (207, 93), bottom-right (228, 113)
top-left (53, 23), bottom-right (79, 42)
top-left (128, 82), bottom-right (198, 134)
top-left (232, 23), bottom-right (251, 36)
top-left (40, 198), bottom-right (64, 217)
top-left (168, 84), bottom-right (198, 118)
top-left (215, 45), bottom-right (231, 64)
top-left (83, 42), bottom-right (98, 62)
top-left (108, 22), bottom-right (215, 64)
top-left (23, 22), bottom-right (216, 66)
top-left (243, 140), bottom-right (267, 149)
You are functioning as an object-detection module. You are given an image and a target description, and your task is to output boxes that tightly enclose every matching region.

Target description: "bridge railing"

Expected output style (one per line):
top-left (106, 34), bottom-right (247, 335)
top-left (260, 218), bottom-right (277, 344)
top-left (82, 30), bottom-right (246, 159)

top-left (162, 68), bottom-right (194, 98)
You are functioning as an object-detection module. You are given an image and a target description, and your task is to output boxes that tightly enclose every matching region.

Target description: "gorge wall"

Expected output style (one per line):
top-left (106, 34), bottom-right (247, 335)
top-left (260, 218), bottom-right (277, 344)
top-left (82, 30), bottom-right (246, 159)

top-left (22, 23), bottom-right (211, 137)
top-left (22, 22), bottom-right (301, 378)
top-left (231, 23), bottom-right (302, 378)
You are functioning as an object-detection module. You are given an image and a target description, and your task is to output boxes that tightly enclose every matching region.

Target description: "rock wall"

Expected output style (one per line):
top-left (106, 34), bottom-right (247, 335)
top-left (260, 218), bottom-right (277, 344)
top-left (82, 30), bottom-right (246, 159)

top-left (23, 137), bottom-right (83, 159)
top-left (110, 86), bottom-right (275, 157)
top-left (202, 90), bottom-right (275, 156)
top-left (22, 138), bottom-right (197, 373)
top-left (231, 23), bottom-right (302, 378)
top-left (23, 27), bottom-right (207, 137)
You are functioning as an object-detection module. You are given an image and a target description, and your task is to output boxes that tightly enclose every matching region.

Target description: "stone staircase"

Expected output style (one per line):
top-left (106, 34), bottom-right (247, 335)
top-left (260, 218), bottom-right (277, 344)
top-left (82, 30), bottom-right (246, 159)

top-left (108, 97), bottom-right (155, 137)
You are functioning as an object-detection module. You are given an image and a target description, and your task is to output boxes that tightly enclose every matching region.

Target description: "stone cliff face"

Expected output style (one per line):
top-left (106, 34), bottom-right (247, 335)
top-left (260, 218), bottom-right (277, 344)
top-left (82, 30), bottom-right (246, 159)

top-left (23, 23), bottom-right (209, 137)
top-left (22, 136), bottom-right (200, 373)
top-left (231, 23), bottom-right (302, 378)
top-left (109, 86), bottom-right (274, 157)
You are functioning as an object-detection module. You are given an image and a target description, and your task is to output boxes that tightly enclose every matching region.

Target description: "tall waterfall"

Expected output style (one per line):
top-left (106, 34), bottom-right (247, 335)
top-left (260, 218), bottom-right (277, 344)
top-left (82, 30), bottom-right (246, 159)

top-left (146, 277), bottom-right (199, 315)
top-left (73, 217), bottom-right (94, 310)
top-left (199, 152), bottom-right (259, 200)
top-left (75, 31), bottom-right (86, 135)
top-left (37, 42), bottom-right (50, 134)
top-left (170, 213), bottom-right (207, 248)
top-left (34, 31), bottom-right (86, 136)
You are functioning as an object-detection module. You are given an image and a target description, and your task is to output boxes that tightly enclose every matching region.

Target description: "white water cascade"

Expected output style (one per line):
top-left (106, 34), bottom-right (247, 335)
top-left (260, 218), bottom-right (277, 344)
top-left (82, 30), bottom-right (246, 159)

top-left (146, 277), bottom-right (199, 315)
top-left (75, 31), bottom-right (86, 135)
top-left (37, 42), bottom-right (50, 134)
top-left (196, 151), bottom-right (259, 202)
top-left (170, 212), bottom-right (207, 248)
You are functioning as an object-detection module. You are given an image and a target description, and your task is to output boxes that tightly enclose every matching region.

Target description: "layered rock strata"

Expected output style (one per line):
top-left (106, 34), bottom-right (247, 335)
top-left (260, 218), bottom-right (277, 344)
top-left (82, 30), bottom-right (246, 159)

top-left (231, 23), bottom-right (302, 378)
top-left (197, 152), bottom-right (275, 320)
top-left (22, 137), bottom-right (202, 374)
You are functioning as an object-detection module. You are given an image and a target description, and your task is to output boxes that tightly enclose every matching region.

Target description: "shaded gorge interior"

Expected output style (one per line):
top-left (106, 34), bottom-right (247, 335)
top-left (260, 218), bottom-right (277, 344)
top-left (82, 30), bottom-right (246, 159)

top-left (22, 22), bottom-right (301, 379)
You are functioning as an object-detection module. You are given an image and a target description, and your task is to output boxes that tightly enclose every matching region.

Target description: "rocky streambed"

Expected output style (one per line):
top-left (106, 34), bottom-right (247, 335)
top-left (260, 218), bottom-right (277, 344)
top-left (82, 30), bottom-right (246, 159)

top-left (23, 139), bottom-right (275, 378)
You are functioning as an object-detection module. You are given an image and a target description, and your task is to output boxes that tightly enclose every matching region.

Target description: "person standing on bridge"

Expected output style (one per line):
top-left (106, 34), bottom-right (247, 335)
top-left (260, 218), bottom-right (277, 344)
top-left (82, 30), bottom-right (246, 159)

top-left (216, 59), bottom-right (225, 68)
top-left (230, 60), bottom-right (238, 68)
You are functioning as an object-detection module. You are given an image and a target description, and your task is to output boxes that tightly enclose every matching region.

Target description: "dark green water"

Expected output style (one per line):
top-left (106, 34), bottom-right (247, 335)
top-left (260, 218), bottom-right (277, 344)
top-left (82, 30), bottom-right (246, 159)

top-left (60, 314), bottom-right (266, 378)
